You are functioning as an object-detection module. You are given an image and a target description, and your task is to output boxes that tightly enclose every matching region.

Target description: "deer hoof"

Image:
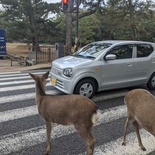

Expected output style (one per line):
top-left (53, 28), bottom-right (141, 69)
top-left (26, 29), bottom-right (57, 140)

top-left (44, 151), bottom-right (49, 155)
top-left (44, 149), bottom-right (50, 155)
top-left (44, 144), bottom-right (50, 155)
top-left (122, 142), bottom-right (126, 146)
top-left (141, 147), bottom-right (146, 151)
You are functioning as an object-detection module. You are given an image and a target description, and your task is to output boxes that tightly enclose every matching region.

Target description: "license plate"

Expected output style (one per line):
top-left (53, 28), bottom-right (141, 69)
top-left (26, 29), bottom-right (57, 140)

top-left (51, 77), bottom-right (56, 85)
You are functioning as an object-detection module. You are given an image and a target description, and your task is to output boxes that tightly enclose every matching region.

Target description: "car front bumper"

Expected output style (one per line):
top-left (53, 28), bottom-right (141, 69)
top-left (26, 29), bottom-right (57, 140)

top-left (50, 71), bottom-right (74, 94)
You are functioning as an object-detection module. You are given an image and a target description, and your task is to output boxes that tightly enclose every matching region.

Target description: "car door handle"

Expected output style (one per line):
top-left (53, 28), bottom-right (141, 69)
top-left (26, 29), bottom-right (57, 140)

top-left (127, 64), bottom-right (132, 67)
top-left (152, 57), bottom-right (155, 63)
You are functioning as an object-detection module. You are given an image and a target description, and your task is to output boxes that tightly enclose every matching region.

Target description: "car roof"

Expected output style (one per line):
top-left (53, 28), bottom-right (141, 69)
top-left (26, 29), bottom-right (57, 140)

top-left (93, 40), bottom-right (155, 45)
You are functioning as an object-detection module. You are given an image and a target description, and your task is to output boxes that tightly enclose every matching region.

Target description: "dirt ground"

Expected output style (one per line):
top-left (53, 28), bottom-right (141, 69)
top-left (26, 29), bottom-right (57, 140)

top-left (0, 43), bottom-right (51, 73)
top-left (7, 43), bottom-right (31, 57)
top-left (0, 57), bottom-right (51, 73)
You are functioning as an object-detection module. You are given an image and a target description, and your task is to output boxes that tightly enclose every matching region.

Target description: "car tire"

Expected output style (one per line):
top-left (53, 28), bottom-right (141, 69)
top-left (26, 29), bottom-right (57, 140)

top-left (147, 72), bottom-right (155, 90)
top-left (74, 79), bottom-right (96, 98)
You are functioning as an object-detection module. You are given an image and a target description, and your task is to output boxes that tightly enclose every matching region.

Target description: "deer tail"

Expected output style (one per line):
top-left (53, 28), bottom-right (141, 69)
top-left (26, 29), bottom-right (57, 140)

top-left (91, 109), bottom-right (101, 124)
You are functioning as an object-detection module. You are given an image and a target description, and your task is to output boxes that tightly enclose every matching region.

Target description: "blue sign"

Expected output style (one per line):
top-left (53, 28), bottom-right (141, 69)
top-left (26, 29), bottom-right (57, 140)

top-left (0, 29), bottom-right (6, 57)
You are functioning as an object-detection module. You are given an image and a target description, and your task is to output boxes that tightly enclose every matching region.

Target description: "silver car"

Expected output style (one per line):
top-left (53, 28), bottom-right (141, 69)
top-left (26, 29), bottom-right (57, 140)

top-left (50, 40), bottom-right (155, 98)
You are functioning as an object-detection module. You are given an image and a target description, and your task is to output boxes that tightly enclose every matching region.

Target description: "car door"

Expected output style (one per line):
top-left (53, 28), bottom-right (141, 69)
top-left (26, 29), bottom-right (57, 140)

top-left (100, 44), bottom-right (135, 90)
top-left (132, 44), bottom-right (154, 84)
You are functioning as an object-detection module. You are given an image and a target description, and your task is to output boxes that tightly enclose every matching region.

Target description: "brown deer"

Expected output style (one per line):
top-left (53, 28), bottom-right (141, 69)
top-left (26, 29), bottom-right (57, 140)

top-left (29, 71), bottom-right (100, 155)
top-left (122, 89), bottom-right (155, 151)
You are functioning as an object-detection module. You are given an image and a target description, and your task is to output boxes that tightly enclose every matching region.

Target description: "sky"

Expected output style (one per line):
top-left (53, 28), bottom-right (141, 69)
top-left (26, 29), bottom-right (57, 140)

top-left (0, 0), bottom-right (61, 10)
top-left (46, 0), bottom-right (61, 3)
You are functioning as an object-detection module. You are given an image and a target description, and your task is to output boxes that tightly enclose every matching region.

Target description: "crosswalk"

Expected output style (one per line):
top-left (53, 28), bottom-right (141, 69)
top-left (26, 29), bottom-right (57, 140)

top-left (0, 70), bottom-right (155, 155)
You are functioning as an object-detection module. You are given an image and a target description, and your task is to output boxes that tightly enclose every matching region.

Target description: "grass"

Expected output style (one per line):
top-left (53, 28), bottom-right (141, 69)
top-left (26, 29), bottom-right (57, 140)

top-left (6, 43), bottom-right (32, 57)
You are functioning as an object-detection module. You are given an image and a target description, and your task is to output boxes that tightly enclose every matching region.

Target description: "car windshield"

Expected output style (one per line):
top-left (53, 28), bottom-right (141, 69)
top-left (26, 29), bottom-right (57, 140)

top-left (73, 42), bottom-right (112, 59)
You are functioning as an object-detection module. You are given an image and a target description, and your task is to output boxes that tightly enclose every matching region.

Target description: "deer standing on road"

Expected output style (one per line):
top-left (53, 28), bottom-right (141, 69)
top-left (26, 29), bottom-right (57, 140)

top-left (29, 71), bottom-right (100, 155)
top-left (122, 89), bottom-right (155, 151)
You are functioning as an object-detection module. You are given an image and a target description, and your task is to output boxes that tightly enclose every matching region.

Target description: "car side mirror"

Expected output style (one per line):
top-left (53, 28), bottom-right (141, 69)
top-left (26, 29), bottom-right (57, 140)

top-left (105, 54), bottom-right (116, 61)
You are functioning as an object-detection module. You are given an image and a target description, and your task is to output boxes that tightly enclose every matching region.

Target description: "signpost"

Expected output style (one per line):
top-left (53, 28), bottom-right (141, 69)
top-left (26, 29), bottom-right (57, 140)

top-left (0, 29), bottom-right (6, 58)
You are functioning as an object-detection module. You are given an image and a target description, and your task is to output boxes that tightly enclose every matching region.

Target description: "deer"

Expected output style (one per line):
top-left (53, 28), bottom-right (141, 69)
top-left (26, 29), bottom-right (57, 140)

top-left (122, 88), bottom-right (155, 151)
top-left (29, 71), bottom-right (100, 155)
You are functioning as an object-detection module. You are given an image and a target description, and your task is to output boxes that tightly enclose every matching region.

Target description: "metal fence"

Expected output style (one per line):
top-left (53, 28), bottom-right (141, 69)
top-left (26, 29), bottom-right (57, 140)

top-left (28, 43), bottom-right (64, 64)
top-left (36, 45), bottom-right (56, 63)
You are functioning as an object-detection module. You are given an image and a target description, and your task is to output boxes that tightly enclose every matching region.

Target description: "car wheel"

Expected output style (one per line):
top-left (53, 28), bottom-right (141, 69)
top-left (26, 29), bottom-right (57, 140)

top-left (147, 73), bottom-right (155, 90)
top-left (74, 79), bottom-right (96, 98)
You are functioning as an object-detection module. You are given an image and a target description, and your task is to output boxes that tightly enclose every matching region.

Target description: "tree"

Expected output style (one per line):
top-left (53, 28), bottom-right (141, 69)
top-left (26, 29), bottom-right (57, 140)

top-left (0, 0), bottom-right (60, 51)
top-left (63, 0), bottom-right (102, 55)
top-left (73, 12), bottom-right (101, 46)
top-left (97, 0), bottom-right (154, 41)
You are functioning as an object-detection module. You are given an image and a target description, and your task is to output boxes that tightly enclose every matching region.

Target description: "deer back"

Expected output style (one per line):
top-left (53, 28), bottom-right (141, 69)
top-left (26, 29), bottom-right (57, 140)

top-left (125, 89), bottom-right (155, 135)
top-left (37, 94), bottom-right (98, 125)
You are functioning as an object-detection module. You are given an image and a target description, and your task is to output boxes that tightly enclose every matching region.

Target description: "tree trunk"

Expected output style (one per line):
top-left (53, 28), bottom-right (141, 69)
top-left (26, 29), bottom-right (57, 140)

top-left (64, 0), bottom-right (101, 55)
top-left (27, 0), bottom-right (40, 52)
top-left (65, 12), bottom-right (73, 55)
top-left (128, 0), bottom-right (136, 40)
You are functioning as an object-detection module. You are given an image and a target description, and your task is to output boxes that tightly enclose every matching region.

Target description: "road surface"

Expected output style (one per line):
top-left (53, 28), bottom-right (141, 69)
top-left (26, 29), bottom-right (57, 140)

top-left (0, 70), bottom-right (155, 155)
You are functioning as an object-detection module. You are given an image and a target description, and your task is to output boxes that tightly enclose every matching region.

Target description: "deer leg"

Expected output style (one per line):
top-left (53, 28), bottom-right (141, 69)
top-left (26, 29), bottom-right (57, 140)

top-left (45, 121), bottom-right (52, 155)
top-left (85, 131), bottom-right (95, 155)
top-left (133, 120), bottom-right (146, 151)
top-left (74, 124), bottom-right (95, 155)
top-left (122, 117), bottom-right (131, 146)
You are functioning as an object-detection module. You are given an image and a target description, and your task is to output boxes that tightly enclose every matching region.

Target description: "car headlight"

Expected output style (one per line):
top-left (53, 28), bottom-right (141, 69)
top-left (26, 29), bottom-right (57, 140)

top-left (63, 68), bottom-right (72, 77)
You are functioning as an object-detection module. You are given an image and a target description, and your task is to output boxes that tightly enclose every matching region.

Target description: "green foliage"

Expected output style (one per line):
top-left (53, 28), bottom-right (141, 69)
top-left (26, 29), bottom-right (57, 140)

top-left (72, 13), bottom-right (101, 46)
top-left (0, 0), bottom-right (61, 44)
top-left (1, 0), bottom-right (155, 46)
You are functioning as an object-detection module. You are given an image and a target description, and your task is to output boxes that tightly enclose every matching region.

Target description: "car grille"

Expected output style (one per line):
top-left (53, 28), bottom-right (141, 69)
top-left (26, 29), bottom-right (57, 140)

top-left (56, 79), bottom-right (64, 88)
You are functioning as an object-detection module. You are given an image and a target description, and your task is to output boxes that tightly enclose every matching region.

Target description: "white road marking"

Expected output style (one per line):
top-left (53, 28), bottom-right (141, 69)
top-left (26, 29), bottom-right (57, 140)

top-left (0, 71), bottom-right (21, 75)
top-left (0, 79), bottom-right (34, 86)
top-left (0, 82), bottom-right (51, 92)
top-left (0, 105), bottom-right (154, 155)
top-left (0, 105), bottom-right (38, 123)
top-left (0, 105), bottom-right (126, 154)
top-left (96, 105), bottom-right (126, 125)
top-left (0, 71), bottom-right (46, 78)
top-left (0, 72), bottom-right (154, 154)
top-left (0, 75), bottom-right (35, 81)
top-left (0, 93), bottom-right (35, 104)
top-left (91, 130), bottom-right (155, 155)
top-left (0, 72), bottom-right (49, 81)
top-left (0, 125), bottom-right (75, 155)
top-left (0, 104), bottom-right (125, 124)
top-left (0, 90), bottom-right (60, 104)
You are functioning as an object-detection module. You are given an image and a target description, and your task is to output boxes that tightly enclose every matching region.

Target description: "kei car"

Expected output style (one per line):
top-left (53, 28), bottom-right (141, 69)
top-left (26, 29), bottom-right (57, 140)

top-left (50, 40), bottom-right (155, 98)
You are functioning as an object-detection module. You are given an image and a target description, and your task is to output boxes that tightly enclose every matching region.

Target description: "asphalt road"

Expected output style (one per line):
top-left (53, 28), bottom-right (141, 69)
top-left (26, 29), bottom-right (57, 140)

top-left (0, 69), bottom-right (155, 155)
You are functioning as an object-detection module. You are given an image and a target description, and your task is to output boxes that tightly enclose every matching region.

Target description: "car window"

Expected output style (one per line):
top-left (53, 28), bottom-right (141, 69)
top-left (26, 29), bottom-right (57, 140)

top-left (107, 45), bottom-right (133, 59)
top-left (73, 43), bottom-right (112, 59)
top-left (136, 44), bottom-right (153, 58)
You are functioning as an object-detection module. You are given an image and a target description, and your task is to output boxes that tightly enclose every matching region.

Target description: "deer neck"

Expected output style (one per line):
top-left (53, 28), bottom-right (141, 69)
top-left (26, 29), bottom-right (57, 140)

top-left (35, 80), bottom-right (46, 103)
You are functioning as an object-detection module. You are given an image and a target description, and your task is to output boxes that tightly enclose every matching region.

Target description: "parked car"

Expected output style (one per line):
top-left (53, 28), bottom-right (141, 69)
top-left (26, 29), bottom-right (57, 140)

top-left (50, 40), bottom-right (155, 98)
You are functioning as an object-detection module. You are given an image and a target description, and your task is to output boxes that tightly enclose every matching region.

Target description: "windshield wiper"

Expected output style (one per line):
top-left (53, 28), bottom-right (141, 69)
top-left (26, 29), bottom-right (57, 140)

top-left (73, 54), bottom-right (85, 58)
top-left (73, 55), bottom-right (95, 59)
top-left (85, 55), bottom-right (95, 59)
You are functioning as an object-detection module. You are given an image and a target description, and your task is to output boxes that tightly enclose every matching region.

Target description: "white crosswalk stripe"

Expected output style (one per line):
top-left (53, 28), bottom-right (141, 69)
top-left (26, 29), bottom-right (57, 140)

top-left (0, 93), bottom-right (35, 104)
top-left (0, 79), bottom-right (34, 86)
top-left (0, 71), bottom-right (45, 78)
top-left (0, 82), bottom-right (51, 92)
top-left (89, 131), bottom-right (155, 155)
top-left (0, 105), bottom-right (38, 123)
top-left (0, 70), bottom-right (154, 155)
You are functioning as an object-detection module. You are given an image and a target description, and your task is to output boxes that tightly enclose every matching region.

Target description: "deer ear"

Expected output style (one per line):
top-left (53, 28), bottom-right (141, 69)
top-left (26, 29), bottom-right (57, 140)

top-left (43, 71), bottom-right (49, 79)
top-left (29, 73), bottom-right (36, 80)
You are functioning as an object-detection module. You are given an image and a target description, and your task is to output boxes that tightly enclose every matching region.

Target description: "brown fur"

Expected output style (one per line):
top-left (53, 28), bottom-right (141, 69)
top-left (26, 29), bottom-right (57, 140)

top-left (122, 89), bottom-right (155, 151)
top-left (29, 71), bottom-right (99, 155)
